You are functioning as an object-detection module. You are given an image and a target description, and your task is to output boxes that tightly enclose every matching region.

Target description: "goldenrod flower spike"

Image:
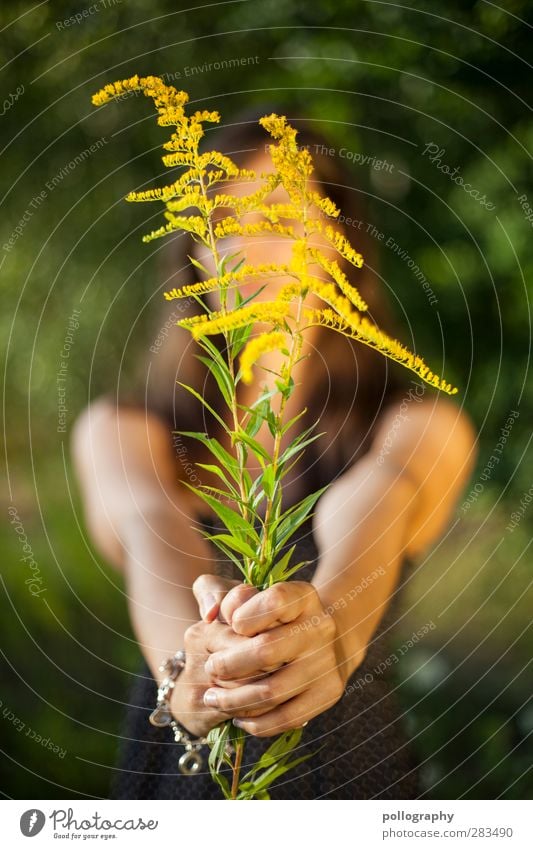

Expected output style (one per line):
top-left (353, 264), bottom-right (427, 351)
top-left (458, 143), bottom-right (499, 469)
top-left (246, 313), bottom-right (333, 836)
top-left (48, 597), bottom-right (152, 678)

top-left (179, 301), bottom-right (291, 339)
top-left (92, 75), bottom-right (261, 245)
top-left (213, 217), bottom-right (296, 241)
top-left (91, 75), bottom-right (191, 123)
top-left (91, 79), bottom-right (458, 397)
top-left (143, 214), bottom-right (207, 244)
top-left (304, 308), bottom-right (458, 395)
top-left (240, 331), bottom-right (288, 384)
top-left (164, 264), bottom-right (292, 301)
top-left (309, 249), bottom-right (368, 312)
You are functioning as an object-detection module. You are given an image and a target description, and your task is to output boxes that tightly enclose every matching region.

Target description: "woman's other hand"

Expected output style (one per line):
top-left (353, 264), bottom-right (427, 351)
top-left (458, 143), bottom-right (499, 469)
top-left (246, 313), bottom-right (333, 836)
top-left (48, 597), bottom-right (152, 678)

top-left (200, 580), bottom-right (344, 737)
top-left (169, 576), bottom-right (258, 737)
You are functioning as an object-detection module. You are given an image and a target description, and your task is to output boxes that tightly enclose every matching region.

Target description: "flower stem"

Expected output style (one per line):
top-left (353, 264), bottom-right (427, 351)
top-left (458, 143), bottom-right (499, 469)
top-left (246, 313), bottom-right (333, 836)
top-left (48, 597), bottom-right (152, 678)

top-left (231, 738), bottom-right (245, 799)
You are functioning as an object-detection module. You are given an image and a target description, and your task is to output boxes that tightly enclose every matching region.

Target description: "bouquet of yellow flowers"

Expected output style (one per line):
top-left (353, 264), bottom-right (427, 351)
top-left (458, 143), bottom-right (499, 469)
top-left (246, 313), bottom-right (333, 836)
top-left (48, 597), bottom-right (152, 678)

top-left (92, 75), bottom-right (457, 799)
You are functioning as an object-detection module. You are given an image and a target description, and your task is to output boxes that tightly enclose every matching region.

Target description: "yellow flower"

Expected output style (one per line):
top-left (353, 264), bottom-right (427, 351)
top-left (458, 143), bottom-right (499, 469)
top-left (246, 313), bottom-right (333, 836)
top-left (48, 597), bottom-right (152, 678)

top-left (304, 307), bottom-right (458, 394)
top-left (214, 218), bottom-right (296, 240)
top-left (92, 75), bottom-right (190, 121)
top-left (278, 282), bottom-right (306, 300)
top-left (305, 278), bottom-right (357, 322)
top-left (260, 113), bottom-right (314, 197)
top-left (309, 248), bottom-right (368, 312)
top-left (240, 331), bottom-right (288, 383)
top-left (323, 225), bottom-right (364, 269)
top-left (180, 301), bottom-right (290, 339)
top-left (142, 214), bottom-right (207, 243)
top-left (93, 81), bottom-right (459, 398)
top-left (125, 171), bottom-right (200, 203)
top-left (308, 191), bottom-right (340, 219)
top-left (92, 75), bottom-right (262, 245)
top-left (163, 263), bottom-right (291, 300)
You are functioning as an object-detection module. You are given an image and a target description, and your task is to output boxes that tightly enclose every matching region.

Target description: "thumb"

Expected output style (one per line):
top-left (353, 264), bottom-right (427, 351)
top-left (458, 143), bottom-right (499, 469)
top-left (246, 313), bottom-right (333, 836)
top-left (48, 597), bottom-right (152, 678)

top-left (192, 573), bottom-right (240, 622)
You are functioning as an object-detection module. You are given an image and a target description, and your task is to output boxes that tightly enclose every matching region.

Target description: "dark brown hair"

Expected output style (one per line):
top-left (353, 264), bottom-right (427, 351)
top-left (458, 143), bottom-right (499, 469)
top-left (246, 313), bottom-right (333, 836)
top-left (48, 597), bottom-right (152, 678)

top-left (123, 111), bottom-right (412, 492)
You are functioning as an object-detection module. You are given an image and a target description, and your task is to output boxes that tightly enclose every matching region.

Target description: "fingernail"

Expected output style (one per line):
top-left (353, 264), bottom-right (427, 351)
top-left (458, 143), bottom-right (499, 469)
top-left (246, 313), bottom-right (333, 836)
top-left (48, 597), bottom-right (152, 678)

top-left (232, 718), bottom-right (244, 728)
top-left (203, 690), bottom-right (218, 707)
top-left (200, 592), bottom-right (217, 621)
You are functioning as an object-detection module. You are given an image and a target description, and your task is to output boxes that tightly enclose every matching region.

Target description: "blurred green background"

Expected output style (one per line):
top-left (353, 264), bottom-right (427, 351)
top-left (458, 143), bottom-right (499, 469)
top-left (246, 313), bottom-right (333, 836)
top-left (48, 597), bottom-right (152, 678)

top-left (1, 0), bottom-right (531, 799)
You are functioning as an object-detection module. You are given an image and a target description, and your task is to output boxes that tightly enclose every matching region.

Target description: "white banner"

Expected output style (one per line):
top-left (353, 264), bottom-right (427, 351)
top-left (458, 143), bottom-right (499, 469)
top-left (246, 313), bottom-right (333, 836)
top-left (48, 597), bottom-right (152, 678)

top-left (1, 799), bottom-right (529, 848)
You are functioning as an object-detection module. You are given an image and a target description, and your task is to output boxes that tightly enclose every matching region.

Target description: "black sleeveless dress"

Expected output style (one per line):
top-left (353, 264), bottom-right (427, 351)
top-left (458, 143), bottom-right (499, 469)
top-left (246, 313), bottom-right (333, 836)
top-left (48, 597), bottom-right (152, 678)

top-left (109, 514), bottom-right (420, 800)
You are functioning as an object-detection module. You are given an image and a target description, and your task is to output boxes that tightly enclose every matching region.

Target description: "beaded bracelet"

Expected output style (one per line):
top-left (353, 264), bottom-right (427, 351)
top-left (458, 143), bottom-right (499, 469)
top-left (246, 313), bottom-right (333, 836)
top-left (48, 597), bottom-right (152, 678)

top-left (148, 650), bottom-right (209, 775)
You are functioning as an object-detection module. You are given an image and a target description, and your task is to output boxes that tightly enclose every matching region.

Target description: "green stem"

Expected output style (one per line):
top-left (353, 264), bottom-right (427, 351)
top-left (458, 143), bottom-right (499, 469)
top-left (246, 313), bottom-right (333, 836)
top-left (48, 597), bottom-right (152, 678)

top-left (257, 180), bottom-right (310, 576)
top-left (231, 738), bottom-right (245, 799)
top-left (198, 169), bottom-right (253, 583)
top-left (257, 299), bottom-right (304, 574)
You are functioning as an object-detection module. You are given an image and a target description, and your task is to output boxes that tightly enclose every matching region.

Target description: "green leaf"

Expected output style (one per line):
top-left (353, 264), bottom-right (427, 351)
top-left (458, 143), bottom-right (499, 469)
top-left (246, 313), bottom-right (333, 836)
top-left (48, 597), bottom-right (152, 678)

top-left (235, 283), bottom-right (268, 308)
top-left (244, 394), bottom-right (270, 438)
top-left (219, 251), bottom-right (245, 277)
top-left (243, 728), bottom-right (303, 781)
top-left (195, 462), bottom-right (239, 497)
top-left (237, 727), bottom-right (315, 797)
top-left (248, 753), bottom-right (312, 795)
top-left (278, 433), bottom-right (322, 467)
top-left (281, 408), bottom-right (307, 436)
top-left (277, 422), bottom-right (323, 467)
top-left (266, 408), bottom-right (278, 438)
top-left (212, 770), bottom-right (232, 799)
top-left (188, 254), bottom-right (210, 274)
top-left (230, 322), bottom-right (253, 359)
top-left (274, 486), bottom-right (328, 548)
top-left (248, 386), bottom-right (279, 408)
top-left (208, 722), bottom-right (232, 771)
top-left (196, 485), bottom-right (259, 521)
top-left (183, 484), bottom-right (260, 543)
top-left (266, 544), bottom-right (295, 583)
top-left (267, 559), bottom-right (308, 586)
top-left (176, 382), bottom-right (230, 433)
top-left (207, 722), bottom-right (234, 799)
top-left (237, 430), bottom-right (270, 462)
top-left (177, 431), bottom-right (247, 488)
top-left (204, 533), bottom-right (257, 561)
top-left (204, 537), bottom-right (248, 579)
top-left (260, 463), bottom-right (276, 500)
top-left (198, 334), bottom-right (226, 365)
top-left (196, 354), bottom-right (233, 407)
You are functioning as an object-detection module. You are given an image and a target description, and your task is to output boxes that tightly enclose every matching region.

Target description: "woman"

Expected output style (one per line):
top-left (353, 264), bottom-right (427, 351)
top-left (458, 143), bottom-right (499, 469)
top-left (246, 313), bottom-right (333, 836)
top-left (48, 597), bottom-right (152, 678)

top-left (72, 115), bottom-right (476, 799)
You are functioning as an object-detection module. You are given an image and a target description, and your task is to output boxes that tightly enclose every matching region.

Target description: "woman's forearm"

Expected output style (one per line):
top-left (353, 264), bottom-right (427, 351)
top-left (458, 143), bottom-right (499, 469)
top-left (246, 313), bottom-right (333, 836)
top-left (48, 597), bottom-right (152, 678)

top-left (312, 398), bottom-right (476, 685)
top-left (120, 504), bottom-right (215, 683)
top-left (312, 458), bottom-right (419, 684)
top-left (71, 400), bottom-right (215, 684)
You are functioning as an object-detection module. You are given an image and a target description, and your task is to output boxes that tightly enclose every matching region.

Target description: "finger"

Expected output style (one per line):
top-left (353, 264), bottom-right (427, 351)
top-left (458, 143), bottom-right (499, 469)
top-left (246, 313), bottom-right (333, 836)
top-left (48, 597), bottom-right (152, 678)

top-left (192, 574), bottom-right (240, 622)
top-left (202, 619), bottom-right (251, 655)
top-left (231, 685), bottom-right (337, 737)
top-left (174, 697), bottom-right (232, 734)
top-left (184, 619), bottom-right (249, 667)
top-left (219, 583), bottom-right (259, 625)
top-left (232, 581), bottom-right (319, 636)
top-left (205, 620), bottom-right (312, 681)
top-left (203, 656), bottom-right (323, 716)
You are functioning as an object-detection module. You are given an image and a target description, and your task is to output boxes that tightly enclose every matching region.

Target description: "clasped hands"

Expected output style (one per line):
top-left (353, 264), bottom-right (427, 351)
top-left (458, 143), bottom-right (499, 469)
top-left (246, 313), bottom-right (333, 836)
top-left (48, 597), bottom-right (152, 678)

top-left (171, 575), bottom-right (345, 738)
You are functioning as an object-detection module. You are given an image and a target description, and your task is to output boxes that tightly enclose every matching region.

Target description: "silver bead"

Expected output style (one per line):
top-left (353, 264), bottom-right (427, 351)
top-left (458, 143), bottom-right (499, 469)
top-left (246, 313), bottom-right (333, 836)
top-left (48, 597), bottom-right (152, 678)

top-left (149, 703), bottom-right (173, 727)
top-left (178, 749), bottom-right (203, 775)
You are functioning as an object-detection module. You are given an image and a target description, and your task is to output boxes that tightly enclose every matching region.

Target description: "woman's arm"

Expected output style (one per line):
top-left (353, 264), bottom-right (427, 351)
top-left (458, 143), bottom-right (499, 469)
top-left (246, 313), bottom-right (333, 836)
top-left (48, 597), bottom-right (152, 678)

top-left (71, 399), bottom-right (221, 677)
top-left (196, 396), bottom-right (477, 736)
top-left (72, 398), bottom-right (263, 736)
top-left (312, 395), bottom-right (477, 683)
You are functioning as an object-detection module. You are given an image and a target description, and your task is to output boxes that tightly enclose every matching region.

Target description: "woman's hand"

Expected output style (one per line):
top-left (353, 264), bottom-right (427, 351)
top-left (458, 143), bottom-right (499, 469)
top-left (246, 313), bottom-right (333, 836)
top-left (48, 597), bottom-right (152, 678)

top-left (200, 580), bottom-right (345, 738)
top-left (169, 576), bottom-right (259, 737)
